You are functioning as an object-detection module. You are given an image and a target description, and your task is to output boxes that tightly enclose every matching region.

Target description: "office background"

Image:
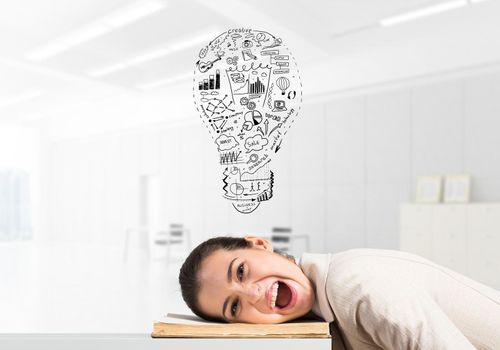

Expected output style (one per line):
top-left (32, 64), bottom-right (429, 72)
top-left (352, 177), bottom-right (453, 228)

top-left (1, 0), bottom-right (499, 334)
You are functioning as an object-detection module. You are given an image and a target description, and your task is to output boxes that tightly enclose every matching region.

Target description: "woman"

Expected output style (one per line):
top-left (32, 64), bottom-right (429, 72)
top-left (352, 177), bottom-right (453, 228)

top-left (179, 236), bottom-right (500, 350)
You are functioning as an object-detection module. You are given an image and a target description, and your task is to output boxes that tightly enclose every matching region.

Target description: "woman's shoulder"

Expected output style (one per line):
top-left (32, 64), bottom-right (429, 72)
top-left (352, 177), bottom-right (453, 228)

top-left (301, 249), bottom-right (435, 291)
top-left (300, 249), bottom-right (429, 277)
top-left (325, 249), bottom-right (434, 291)
top-left (324, 250), bottom-right (426, 315)
top-left (330, 248), bottom-right (430, 266)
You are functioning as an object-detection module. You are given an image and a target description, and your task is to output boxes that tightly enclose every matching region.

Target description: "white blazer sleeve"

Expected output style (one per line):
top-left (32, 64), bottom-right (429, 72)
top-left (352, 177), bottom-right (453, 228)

top-left (355, 283), bottom-right (476, 350)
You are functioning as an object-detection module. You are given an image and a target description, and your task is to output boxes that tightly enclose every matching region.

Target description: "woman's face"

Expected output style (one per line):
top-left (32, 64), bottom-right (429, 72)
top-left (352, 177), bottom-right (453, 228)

top-left (197, 236), bottom-right (315, 323)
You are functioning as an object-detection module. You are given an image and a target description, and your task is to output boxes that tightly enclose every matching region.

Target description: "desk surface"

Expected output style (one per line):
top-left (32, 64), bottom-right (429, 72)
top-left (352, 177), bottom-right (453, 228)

top-left (0, 333), bottom-right (332, 350)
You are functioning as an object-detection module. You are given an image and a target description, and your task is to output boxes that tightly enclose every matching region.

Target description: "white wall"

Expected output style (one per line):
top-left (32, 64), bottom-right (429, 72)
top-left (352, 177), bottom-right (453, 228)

top-left (0, 127), bottom-right (39, 179)
top-left (43, 69), bottom-right (500, 252)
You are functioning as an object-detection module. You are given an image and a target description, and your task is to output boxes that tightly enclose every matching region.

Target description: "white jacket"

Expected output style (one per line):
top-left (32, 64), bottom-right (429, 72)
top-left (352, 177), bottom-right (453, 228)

top-left (299, 249), bottom-right (500, 350)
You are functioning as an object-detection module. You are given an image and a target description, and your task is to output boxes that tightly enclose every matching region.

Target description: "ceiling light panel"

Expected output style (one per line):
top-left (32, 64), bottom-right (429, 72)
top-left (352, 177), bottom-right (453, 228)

top-left (26, 0), bottom-right (167, 61)
top-left (62, 24), bottom-right (112, 46)
top-left (168, 30), bottom-right (222, 51)
top-left (138, 72), bottom-right (192, 90)
top-left (88, 62), bottom-right (129, 77)
top-left (26, 43), bottom-right (69, 61)
top-left (87, 28), bottom-right (220, 77)
top-left (380, 0), bottom-right (468, 27)
top-left (127, 48), bottom-right (172, 66)
top-left (105, 1), bottom-right (166, 27)
top-left (0, 89), bottom-right (45, 108)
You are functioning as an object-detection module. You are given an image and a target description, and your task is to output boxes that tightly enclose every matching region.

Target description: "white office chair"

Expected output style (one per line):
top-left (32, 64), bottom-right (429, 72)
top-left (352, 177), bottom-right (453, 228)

top-left (270, 227), bottom-right (310, 259)
top-left (123, 224), bottom-right (192, 264)
top-left (153, 223), bottom-right (192, 264)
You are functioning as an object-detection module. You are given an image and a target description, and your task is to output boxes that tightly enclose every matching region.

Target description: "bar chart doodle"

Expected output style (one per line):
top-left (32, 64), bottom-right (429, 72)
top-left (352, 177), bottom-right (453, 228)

top-left (193, 28), bottom-right (302, 214)
top-left (198, 69), bottom-right (221, 90)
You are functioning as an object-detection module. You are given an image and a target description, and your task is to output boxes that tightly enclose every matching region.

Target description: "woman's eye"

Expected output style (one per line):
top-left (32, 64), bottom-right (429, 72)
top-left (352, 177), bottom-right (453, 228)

top-left (237, 263), bottom-right (245, 281)
top-left (231, 299), bottom-right (239, 316)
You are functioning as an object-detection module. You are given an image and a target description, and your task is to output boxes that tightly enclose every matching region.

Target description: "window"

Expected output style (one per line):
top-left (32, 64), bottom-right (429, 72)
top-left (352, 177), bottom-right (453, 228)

top-left (0, 168), bottom-right (32, 240)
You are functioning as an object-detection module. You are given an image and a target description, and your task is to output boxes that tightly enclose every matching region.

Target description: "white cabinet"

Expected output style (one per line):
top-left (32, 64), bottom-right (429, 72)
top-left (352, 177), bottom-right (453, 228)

top-left (400, 204), bottom-right (433, 258)
top-left (466, 205), bottom-right (500, 289)
top-left (400, 203), bottom-right (500, 290)
top-left (431, 205), bottom-right (467, 273)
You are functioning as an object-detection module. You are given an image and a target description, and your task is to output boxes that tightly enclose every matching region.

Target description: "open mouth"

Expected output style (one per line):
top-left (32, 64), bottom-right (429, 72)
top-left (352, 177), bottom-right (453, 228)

top-left (269, 281), bottom-right (296, 310)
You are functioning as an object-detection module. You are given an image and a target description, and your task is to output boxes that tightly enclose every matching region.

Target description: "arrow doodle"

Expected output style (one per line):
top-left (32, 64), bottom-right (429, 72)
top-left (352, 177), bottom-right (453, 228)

top-left (268, 122), bottom-right (282, 136)
top-left (274, 139), bottom-right (283, 153)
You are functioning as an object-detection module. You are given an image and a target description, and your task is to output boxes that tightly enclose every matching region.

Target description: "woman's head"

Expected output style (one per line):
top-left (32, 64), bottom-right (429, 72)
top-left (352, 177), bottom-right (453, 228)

top-left (178, 236), bottom-right (315, 324)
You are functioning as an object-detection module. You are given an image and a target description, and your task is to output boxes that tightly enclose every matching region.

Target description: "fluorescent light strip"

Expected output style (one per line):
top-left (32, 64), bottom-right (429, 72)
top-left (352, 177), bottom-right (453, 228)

top-left (127, 48), bottom-right (172, 65)
top-left (169, 31), bottom-right (221, 51)
top-left (380, 0), bottom-right (468, 27)
top-left (27, 43), bottom-right (69, 61)
top-left (138, 72), bottom-right (192, 90)
top-left (62, 23), bottom-right (111, 46)
top-left (26, 0), bottom-right (166, 61)
top-left (88, 29), bottom-right (220, 77)
top-left (89, 62), bottom-right (129, 77)
top-left (88, 47), bottom-right (172, 77)
top-left (0, 89), bottom-right (45, 108)
top-left (105, 1), bottom-right (165, 27)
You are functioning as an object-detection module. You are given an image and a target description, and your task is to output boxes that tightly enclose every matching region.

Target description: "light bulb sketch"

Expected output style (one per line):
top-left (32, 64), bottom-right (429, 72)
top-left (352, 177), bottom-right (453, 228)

top-left (193, 28), bottom-right (302, 214)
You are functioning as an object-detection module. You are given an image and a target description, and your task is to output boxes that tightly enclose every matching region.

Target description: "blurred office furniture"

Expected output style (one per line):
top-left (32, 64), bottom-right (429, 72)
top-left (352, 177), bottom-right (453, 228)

top-left (400, 203), bottom-right (500, 290)
top-left (270, 227), bottom-right (310, 257)
top-left (153, 223), bottom-right (192, 263)
top-left (123, 224), bottom-right (192, 263)
top-left (271, 227), bottom-right (292, 254)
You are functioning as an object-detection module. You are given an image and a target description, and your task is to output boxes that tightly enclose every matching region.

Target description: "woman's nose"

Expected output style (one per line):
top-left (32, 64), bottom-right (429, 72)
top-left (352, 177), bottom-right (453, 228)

top-left (238, 283), bottom-right (262, 304)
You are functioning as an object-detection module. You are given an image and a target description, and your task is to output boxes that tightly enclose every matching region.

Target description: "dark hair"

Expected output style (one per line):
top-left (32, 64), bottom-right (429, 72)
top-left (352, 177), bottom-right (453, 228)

top-left (178, 236), bottom-right (252, 322)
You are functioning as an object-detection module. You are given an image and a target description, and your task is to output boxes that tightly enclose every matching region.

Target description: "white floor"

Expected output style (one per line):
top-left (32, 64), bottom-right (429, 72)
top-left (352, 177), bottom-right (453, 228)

top-left (0, 241), bottom-right (191, 333)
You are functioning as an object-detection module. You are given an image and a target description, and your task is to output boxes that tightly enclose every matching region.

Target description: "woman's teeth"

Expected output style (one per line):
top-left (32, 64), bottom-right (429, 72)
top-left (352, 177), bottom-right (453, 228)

top-left (271, 281), bottom-right (279, 308)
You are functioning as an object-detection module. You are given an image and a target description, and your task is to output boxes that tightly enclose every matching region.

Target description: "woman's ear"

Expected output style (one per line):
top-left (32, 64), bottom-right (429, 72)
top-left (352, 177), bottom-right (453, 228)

top-left (244, 236), bottom-right (273, 252)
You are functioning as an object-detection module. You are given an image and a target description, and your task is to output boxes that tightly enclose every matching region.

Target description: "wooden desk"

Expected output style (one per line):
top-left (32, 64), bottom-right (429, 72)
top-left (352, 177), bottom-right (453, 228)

top-left (0, 333), bottom-right (333, 350)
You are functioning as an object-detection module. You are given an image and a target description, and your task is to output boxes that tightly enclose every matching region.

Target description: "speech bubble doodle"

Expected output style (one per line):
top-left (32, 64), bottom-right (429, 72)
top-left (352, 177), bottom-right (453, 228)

top-left (244, 134), bottom-right (268, 153)
top-left (215, 134), bottom-right (239, 151)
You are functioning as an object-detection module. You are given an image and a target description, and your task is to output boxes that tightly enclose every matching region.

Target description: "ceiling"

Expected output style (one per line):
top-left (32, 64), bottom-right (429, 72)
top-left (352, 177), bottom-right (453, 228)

top-left (0, 0), bottom-right (498, 129)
